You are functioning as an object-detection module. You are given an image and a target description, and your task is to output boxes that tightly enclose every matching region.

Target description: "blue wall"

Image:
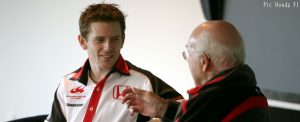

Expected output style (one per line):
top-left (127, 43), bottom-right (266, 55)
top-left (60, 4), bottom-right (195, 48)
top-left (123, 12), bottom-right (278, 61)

top-left (224, 0), bottom-right (300, 95)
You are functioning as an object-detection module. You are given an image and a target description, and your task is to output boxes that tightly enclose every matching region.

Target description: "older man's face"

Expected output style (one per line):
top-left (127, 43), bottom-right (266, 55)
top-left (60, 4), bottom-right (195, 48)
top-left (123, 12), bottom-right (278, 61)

top-left (184, 37), bottom-right (204, 85)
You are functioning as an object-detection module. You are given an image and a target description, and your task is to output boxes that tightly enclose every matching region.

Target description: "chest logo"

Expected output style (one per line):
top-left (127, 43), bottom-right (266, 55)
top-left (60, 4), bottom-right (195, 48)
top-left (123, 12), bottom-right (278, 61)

top-left (70, 86), bottom-right (85, 94)
top-left (113, 85), bottom-right (131, 100)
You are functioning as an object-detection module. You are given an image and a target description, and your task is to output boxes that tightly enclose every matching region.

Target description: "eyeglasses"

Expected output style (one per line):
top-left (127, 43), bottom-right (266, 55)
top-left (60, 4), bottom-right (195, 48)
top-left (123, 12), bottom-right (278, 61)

top-left (182, 47), bottom-right (190, 60)
top-left (182, 45), bottom-right (203, 60)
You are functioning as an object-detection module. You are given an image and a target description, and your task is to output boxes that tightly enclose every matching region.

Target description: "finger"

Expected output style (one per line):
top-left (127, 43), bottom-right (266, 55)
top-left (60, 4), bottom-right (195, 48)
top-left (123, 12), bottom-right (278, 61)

top-left (132, 87), bottom-right (146, 95)
top-left (130, 106), bottom-right (142, 113)
top-left (122, 93), bottom-right (136, 104)
top-left (129, 107), bottom-right (141, 116)
top-left (122, 87), bottom-right (134, 96)
top-left (126, 99), bottom-right (138, 108)
top-left (129, 108), bottom-right (134, 116)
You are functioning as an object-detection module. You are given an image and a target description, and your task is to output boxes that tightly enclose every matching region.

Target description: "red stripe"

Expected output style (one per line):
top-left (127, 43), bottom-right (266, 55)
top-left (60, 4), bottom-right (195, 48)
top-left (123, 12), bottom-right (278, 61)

top-left (187, 75), bottom-right (225, 97)
top-left (222, 96), bottom-right (268, 122)
top-left (114, 55), bottom-right (130, 75)
top-left (187, 68), bottom-right (238, 97)
top-left (187, 85), bottom-right (202, 97)
top-left (181, 100), bottom-right (188, 114)
top-left (83, 74), bottom-right (111, 122)
top-left (205, 75), bottom-right (225, 86)
top-left (176, 100), bottom-right (188, 122)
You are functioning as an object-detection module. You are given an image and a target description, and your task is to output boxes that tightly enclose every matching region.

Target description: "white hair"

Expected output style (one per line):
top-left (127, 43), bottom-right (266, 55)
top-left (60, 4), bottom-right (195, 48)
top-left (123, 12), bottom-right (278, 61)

top-left (195, 31), bottom-right (246, 67)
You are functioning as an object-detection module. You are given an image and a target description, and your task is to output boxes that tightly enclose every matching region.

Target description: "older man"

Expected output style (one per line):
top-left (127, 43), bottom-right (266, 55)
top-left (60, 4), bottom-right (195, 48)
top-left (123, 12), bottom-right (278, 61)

top-left (122, 21), bottom-right (270, 122)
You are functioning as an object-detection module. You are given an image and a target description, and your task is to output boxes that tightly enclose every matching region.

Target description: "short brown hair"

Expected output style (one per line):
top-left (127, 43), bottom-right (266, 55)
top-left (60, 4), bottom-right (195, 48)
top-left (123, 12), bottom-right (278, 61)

top-left (79, 3), bottom-right (126, 39)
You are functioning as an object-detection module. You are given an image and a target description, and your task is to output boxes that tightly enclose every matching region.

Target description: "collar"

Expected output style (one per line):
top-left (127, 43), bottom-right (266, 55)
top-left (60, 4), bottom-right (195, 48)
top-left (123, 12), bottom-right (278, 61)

top-left (187, 75), bottom-right (226, 97)
top-left (187, 66), bottom-right (238, 97)
top-left (70, 55), bottom-right (130, 84)
top-left (114, 55), bottom-right (130, 75)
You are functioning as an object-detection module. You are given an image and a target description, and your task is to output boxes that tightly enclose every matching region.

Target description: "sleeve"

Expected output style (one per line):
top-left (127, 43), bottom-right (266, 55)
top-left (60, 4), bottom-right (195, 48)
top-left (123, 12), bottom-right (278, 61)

top-left (147, 73), bottom-right (183, 100)
top-left (162, 100), bottom-right (181, 121)
top-left (47, 82), bottom-right (67, 122)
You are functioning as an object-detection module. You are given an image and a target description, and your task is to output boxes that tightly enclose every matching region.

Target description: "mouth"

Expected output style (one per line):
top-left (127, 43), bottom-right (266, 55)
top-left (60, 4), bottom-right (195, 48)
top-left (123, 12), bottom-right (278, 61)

top-left (100, 54), bottom-right (114, 59)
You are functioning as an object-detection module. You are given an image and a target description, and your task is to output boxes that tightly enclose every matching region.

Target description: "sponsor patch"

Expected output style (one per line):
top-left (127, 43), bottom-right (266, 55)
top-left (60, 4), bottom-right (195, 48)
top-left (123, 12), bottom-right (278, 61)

top-left (112, 85), bottom-right (131, 100)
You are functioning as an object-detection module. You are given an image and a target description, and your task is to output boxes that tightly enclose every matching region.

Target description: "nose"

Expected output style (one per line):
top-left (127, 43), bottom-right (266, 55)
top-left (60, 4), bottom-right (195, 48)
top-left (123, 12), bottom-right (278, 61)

top-left (103, 39), bottom-right (112, 50)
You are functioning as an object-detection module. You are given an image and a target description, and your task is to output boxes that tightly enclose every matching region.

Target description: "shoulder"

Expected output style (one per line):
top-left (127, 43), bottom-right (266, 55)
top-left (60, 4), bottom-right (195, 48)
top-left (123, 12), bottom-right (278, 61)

top-left (126, 61), bottom-right (155, 78)
top-left (126, 60), bottom-right (183, 99)
top-left (126, 61), bottom-right (161, 83)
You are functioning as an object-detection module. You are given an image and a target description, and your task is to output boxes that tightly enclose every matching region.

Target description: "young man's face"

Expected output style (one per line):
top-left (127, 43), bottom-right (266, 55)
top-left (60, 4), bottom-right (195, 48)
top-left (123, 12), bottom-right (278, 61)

top-left (83, 21), bottom-right (124, 70)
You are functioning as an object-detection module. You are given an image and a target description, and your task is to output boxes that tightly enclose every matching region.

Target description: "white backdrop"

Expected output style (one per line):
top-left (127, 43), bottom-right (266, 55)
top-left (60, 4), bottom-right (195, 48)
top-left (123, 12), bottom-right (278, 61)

top-left (0, 0), bottom-right (205, 121)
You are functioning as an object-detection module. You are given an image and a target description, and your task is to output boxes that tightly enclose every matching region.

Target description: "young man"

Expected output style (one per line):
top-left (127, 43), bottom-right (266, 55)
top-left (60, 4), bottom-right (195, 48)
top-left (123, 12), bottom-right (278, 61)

top-left (122, 21), bottom-right (270, 122)
top-left (46, 3), bottom-right (182, 122)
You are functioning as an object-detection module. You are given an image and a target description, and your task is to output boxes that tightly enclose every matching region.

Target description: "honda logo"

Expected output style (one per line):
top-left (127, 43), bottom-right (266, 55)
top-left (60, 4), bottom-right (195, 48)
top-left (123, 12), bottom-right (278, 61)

top-left (113, 85), bottom-right (131, 100)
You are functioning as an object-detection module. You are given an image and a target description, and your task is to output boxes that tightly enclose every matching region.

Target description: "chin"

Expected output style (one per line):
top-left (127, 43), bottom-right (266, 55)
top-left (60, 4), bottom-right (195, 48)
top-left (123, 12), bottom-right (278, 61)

top-left (101, 63), bottom-right (114, 69)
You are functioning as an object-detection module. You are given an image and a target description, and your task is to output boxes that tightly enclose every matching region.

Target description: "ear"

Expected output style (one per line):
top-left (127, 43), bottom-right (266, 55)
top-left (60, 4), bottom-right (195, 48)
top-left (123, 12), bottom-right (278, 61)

top-left (78, 35), bottom-right (88, 50)
top-left (121, 35), bottom-right (125, 49)
top-left (201, 53), bottom-right (210, 72)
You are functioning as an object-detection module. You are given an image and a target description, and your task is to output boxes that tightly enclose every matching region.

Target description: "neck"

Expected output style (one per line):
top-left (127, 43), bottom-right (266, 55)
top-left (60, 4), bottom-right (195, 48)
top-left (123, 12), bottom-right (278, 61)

top-left (198, 71), bottom-right (218, 85)
top-left (199, 65), bottom-right (237, 85)
top-left (197, 64), bottom-right (227, 85)
top-left (90, 66), bottom-right (111, 83)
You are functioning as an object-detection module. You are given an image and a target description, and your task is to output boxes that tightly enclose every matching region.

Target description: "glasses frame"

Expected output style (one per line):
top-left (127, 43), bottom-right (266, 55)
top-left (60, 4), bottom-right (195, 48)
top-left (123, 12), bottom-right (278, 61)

top-left (182, 45), bottom-right (203, 60)
top-left (182, 47), bottom-right (190, 60)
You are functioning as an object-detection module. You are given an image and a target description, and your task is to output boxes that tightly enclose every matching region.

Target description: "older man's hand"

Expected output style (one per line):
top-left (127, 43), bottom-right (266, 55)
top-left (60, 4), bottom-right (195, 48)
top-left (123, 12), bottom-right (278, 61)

top-left (121, 87), bottom-right (168, 118)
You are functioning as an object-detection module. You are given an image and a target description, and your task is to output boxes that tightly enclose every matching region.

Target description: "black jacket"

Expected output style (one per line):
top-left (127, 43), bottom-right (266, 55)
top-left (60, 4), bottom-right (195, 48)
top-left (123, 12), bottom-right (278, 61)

top-left (164, 64), bottom-right (270, 122)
